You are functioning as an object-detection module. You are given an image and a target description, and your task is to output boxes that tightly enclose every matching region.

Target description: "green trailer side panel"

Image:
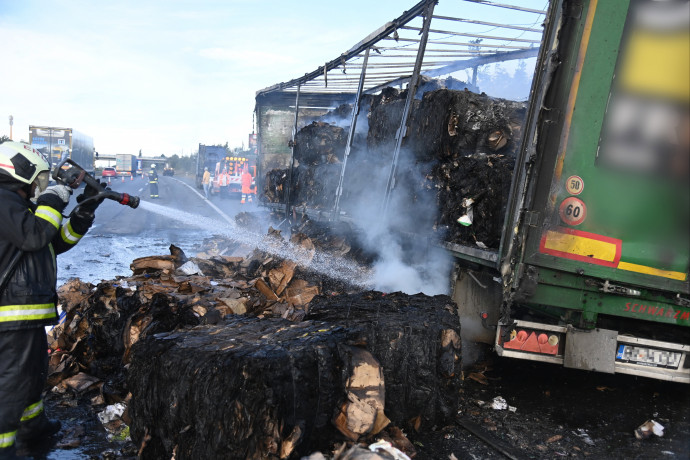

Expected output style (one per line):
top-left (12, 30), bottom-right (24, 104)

top-left (524, 267), bottom-right (690, 327)
top-left (523, 0), bottom-right (689, 297)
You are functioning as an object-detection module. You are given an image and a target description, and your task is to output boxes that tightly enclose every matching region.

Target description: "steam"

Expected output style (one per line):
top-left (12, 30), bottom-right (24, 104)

top-left (295, 91), bottom-right (456, 296)
top-left (345, 146), bottom-right (454, 296)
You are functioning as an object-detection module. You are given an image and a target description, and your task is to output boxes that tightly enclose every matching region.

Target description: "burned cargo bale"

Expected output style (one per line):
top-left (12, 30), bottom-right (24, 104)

top-left (293, 121), bottom-right (347, 166)
top-left (291, 163), bottom-right (342, 209)
top-left (318, 103), bottom-right (353, 124)
top-left (366, 86), bottom-right (404, 115)
top-left (306, 291), bottom-right (462, 428)
top-left (366, 98), bottom-right (420, 152)
top-left (360, 87), bottom-right (525, 246)
top-left (127, 291), bottom-right (461, 459)
top-left (262, 168), bottom-right (289, 203)
top-left (436, 153), bottom-right (515, 248)
top-left (128, 317), bottom-right (348, 460)
top-left (406, 89), bottom-right (527, 163)
top-left (61, 284), bottom-right (199, 381)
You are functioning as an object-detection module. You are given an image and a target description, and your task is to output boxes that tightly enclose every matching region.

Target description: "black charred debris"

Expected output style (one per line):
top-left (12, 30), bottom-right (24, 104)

top-left (262, 86), bottom-right (526, 249)
top-left (45, 222), bottom-right (462, 459)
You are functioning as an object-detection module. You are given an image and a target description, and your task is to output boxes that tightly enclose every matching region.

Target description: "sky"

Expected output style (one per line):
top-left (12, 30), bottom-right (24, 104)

top-left (0, 0), bottom-right (547, 157)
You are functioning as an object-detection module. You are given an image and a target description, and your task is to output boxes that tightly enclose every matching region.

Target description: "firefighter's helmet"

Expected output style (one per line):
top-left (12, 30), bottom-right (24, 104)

top-left (0, 141), bottom-right (50, 193)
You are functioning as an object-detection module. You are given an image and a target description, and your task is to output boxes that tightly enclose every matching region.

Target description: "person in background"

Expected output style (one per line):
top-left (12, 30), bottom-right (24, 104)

top-left (148, 164), bottom-right (159, 199)
top-left (0, 141), bottom-right (104, 459)
top-left (241, 166), bottom-right (253, 204)
top-left (202, 167), bottom-right (211, 200)
top-left (219, 167), bottom-right (229, 200)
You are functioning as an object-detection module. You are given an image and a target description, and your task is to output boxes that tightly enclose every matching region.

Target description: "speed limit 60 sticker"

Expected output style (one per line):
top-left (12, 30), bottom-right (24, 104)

top-left (559, 197), bottom-right (586, 226)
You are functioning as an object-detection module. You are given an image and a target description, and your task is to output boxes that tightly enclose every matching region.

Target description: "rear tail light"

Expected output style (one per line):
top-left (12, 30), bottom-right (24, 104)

top-left (501, 326), bottom-right (562, 356)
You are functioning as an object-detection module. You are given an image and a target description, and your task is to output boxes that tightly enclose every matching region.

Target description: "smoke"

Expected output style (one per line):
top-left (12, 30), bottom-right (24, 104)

top-left (292, 89), bottom-right (457, 296)
top-left (344, 145), bottom-right (454, 296)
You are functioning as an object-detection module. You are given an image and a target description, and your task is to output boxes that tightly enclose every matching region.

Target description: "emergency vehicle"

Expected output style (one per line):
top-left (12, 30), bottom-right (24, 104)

top-left (211, 155), bottom-right (257, 197)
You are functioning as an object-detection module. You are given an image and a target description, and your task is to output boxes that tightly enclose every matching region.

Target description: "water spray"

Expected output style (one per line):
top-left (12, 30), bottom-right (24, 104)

top-left (137, 200), bottom-right (373, 290)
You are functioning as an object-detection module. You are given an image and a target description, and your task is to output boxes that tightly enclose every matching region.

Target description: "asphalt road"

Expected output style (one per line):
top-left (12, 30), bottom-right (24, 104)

top-left (57, 173), bottom-right (258, 285)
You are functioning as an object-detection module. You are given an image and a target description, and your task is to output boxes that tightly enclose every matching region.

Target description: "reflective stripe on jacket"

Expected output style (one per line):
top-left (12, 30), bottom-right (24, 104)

top-left (0, 188), bottom-right (88, 331)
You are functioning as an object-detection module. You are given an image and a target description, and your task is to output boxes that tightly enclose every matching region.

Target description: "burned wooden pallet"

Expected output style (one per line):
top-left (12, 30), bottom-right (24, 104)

top-left (127, 291), bottom-right (461, 459)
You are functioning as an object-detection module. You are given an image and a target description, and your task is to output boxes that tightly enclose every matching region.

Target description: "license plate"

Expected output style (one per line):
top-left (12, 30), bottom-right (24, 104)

top-left (616, 344), bottom-right (682, 369)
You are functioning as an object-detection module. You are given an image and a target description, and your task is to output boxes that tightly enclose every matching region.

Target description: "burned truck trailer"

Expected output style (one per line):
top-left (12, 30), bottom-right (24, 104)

top-left (255, 0), bottom-right (690, 383)
top-left (29, 125), bottom-right (95, 176)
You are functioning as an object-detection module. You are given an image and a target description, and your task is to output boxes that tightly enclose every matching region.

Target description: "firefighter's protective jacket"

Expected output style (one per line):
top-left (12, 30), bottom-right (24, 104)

top-left (0, 187), bottom-right (91, 331)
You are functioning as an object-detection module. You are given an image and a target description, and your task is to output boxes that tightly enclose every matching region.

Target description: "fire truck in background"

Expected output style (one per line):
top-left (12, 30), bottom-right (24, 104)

top-left (211, 154), bottom-right (257, 197)
top-left (196, 144), bottom-right (257, 198)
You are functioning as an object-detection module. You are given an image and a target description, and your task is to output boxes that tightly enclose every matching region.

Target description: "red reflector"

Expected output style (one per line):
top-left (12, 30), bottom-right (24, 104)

top-left (521, 332), bottom-right (541, 353)
top-left (502, 329), bottom-right (560, 356)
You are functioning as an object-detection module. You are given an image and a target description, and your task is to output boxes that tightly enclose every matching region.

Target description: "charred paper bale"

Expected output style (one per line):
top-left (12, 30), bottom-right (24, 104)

top-left (127, 292), bottom-right (461, 459)
top-left (318, 103), bottom-right (353, 124)
top-left (406, 89), bottom-right (527, 163)
top-left (293, 121), bottom-right (347, 166)
top-left (436, 153), bottom-right (515, 248)
top-left (128, 317), bottom-right (347, 460)
top-left (290, 163), bottom-right (342, 209)
top-left (262, 168), bottom-right (289, 203)
top-left (306, 291), bottom-right (462, 428)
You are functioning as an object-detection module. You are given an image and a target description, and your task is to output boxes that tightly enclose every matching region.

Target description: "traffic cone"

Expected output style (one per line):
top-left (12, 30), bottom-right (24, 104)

top-left (121, 176), bottom-right (125, 182)
top-left (130, 174), bottom-right (133, 181)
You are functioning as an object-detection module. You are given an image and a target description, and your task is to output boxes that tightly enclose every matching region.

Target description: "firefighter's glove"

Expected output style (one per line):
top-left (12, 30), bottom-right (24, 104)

top-left (76, 181), bottom-right (108, 215)
top-left (37, 184), bottom-right (72, 212)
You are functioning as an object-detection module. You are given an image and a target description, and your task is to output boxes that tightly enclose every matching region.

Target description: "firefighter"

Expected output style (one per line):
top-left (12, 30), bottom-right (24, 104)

top-left (149, 164), bottom-right (159, 199)
top-left (0, 141), bottom-right (103, 459)
top-left (241, 166), bottom-right (253, 204)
